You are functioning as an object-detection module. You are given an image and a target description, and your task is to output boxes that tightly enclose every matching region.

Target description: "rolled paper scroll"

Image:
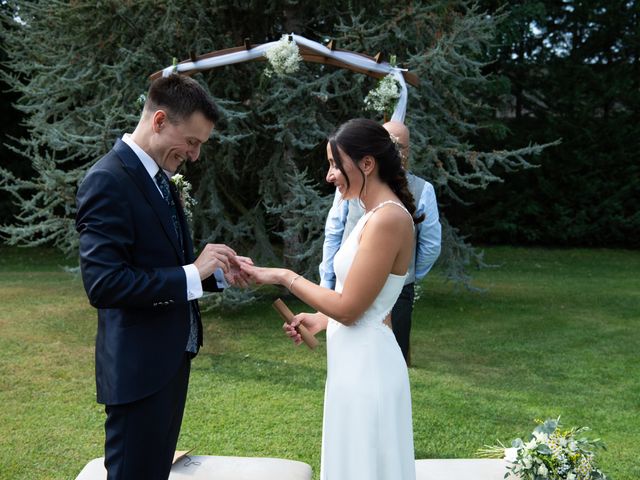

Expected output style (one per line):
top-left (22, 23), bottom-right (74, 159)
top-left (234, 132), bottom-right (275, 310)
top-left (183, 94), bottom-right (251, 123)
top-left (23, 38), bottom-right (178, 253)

top-left (272, 298), bottom-right (318, 350)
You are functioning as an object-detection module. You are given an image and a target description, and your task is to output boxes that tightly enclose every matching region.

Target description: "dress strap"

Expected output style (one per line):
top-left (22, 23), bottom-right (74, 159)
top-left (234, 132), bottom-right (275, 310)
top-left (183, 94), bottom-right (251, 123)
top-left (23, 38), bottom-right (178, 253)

top-left (354, 200), bottom-right (414, 244)
top-left (370, 200), bottom-right (414, 223)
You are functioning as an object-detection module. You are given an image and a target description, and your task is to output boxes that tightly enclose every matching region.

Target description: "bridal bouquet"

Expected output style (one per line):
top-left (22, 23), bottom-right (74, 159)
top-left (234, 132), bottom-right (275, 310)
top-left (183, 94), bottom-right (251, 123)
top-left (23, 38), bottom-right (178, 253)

top-left (479, 417), bottom-right (608, 480)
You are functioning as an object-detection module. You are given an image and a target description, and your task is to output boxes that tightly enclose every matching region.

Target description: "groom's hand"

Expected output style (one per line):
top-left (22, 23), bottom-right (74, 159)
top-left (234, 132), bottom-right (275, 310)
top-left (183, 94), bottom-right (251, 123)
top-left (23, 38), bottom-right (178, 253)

top-left (225, 256), bottom-right (254, 288)
top-left (194, 243), bottom-right (237, 280)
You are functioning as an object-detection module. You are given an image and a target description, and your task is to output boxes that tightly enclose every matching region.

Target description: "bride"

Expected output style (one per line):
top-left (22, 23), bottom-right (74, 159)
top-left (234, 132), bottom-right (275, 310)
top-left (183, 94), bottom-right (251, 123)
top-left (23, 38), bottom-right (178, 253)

top-left (242, 118), bottom-right (423, 480)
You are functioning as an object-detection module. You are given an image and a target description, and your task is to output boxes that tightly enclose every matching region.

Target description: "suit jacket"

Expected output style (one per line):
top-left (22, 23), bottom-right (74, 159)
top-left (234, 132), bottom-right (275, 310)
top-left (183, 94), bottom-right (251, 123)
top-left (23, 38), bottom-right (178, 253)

top-left (76, 139), bottom-right (220, 405)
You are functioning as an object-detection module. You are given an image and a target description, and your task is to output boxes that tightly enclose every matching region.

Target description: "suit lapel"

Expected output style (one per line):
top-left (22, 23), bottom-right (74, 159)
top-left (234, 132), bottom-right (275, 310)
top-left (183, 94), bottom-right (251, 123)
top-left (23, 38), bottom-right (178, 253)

top-left (114, 139), bottom-right (184, 260)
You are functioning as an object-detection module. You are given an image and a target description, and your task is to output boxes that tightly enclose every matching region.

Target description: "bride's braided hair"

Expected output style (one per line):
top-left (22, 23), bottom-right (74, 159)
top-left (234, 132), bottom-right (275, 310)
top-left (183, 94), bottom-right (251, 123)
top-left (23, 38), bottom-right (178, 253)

top-left (328, 118), bottom-right (424, 224)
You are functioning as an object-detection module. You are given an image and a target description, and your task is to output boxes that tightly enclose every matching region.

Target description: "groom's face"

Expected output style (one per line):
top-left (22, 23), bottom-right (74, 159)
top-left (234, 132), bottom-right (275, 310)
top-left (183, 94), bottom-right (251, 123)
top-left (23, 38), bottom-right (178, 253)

top-left (153, 110), bottom-right (214, 174)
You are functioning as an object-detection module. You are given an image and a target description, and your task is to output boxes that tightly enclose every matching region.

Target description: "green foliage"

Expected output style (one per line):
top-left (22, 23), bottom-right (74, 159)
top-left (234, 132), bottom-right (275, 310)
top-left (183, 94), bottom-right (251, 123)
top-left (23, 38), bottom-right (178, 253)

top-left (0, 1), bottom-right (29, 225)
top-left (1, 246), bottom-right (639, 479)
top-left (0, 1), bottom-right (552, 299)
top-left (457, 0), bottom-right (640, 247)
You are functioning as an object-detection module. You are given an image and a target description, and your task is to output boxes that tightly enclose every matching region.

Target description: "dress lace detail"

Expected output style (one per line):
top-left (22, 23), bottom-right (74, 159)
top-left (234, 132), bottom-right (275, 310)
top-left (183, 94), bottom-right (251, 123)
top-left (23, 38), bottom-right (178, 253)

top-left (321, 199), bottom-right (416, 480)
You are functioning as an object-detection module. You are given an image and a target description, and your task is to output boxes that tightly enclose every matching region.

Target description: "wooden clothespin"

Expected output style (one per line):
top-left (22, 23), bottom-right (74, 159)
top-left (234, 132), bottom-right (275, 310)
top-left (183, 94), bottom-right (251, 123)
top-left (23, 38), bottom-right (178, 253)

top-left (327, 39), bottom-right (336, 51)
top-left (244, 38), bottom-right (252, 50)
top-left (374, 52), bottom-right (384, 64)
top-left (189, 51), bottom-right (197, 63)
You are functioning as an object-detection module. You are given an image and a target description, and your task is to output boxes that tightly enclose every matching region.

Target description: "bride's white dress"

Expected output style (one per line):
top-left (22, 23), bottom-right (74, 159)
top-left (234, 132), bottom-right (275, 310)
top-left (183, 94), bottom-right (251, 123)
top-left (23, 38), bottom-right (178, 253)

top-left (321, 201), bottom-right (416, 480)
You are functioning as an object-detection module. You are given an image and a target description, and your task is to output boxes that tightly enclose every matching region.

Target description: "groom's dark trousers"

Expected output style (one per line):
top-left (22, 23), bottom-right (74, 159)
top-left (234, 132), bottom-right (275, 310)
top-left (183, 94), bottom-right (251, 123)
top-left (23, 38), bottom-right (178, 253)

top-left (76, 139), bottom-right (219, 479)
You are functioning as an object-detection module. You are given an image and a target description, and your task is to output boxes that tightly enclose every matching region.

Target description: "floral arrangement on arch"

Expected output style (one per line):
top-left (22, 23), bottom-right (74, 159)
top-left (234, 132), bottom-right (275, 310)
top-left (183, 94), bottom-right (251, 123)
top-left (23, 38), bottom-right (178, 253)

top-left (363, 73), bottom-right (401, 118)
top-left (264, 34), bottom-right (303, 77)
top-left (479, 417), bottom-right (608, 480)
top-left (263, 37), bottom-right (402, 119)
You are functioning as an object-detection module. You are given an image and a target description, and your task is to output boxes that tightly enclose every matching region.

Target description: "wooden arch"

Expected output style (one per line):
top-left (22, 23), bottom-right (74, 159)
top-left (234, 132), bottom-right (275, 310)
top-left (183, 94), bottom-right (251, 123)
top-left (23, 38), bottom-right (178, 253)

top-left (149, 38), bottom-right (419, 87)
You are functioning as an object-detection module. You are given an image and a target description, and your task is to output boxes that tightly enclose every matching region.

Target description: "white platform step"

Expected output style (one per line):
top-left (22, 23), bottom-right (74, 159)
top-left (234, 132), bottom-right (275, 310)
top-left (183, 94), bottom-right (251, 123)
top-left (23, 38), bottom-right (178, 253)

top-left (76, 456), bottom-right (313, 480)
top-left (415, 458), bottom-right (515, 479)
top-left (76, 456), bottom-right (515, 480)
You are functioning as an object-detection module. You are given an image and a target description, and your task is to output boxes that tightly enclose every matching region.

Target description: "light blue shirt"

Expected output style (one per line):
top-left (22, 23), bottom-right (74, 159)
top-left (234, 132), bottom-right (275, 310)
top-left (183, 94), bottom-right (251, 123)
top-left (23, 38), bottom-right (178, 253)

top-left (319, 173), bottom-right (441, 289)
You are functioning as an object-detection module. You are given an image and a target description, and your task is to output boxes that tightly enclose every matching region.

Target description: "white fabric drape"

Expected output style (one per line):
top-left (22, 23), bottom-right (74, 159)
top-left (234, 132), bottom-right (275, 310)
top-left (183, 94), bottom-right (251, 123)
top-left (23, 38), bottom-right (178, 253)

top-left (162, 34), bottom-right (409, 122)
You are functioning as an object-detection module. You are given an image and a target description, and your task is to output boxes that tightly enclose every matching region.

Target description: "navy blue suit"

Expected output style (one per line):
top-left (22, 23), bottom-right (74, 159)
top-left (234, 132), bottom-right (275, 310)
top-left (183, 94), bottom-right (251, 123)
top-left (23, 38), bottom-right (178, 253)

top-left (76, 139), bottom-right (220, 477)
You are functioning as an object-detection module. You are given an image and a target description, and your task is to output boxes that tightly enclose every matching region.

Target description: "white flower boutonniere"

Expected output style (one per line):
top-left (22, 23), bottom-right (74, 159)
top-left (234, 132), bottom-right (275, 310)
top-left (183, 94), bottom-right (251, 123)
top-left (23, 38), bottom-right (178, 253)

top-left (264, 34), bottom-right (302, 77)
top-left (170, 174), bottom-right (197, 222)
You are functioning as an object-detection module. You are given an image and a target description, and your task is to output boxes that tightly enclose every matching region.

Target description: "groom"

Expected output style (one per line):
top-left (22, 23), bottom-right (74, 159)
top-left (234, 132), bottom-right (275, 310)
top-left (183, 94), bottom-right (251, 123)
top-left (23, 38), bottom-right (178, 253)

top-left (76, 74), bottom-right (250, 479)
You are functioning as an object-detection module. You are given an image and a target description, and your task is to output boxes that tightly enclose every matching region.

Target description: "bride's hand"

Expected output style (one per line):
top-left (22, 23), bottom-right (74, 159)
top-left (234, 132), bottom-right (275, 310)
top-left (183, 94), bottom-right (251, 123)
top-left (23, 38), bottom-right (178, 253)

top-left (240, 263), bottom-right (287, 286)
top-left (224, 256), bottom-right (254, 288)
top-left (284, 312), bottom-right (328, 345)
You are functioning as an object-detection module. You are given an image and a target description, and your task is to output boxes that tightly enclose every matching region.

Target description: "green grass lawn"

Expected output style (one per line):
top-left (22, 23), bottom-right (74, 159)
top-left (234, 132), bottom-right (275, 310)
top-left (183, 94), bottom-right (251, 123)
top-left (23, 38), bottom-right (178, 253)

top-left (0, 246), bottom-right (638, 479)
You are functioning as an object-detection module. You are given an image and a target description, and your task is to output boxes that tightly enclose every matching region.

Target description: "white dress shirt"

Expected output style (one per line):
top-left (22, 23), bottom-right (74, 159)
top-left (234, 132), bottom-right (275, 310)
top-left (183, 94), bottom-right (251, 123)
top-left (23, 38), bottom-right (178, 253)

top-left (122, 134), bottom-right (224, 300)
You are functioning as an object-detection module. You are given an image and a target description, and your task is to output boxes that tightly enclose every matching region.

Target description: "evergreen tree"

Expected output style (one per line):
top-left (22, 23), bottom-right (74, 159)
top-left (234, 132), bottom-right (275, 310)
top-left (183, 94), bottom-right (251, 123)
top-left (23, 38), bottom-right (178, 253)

top-left (0, 0), bottom-right (29, 225)
top-left (0, 0), bottom-right (550, 302)
top-left (459, 0), bottom-right (640, 247)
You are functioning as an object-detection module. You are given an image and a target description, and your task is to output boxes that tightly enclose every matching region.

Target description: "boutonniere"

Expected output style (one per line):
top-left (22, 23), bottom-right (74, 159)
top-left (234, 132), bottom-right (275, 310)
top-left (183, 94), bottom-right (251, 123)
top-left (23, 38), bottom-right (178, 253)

top-left (170, 174), bottom-right (197, 221)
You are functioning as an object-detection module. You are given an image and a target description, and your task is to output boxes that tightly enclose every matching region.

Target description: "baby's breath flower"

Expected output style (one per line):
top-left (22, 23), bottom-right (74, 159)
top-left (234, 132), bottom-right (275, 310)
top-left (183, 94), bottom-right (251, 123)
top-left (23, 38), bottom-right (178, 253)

top-left (413, 283), bottom-right (423, 305)
top-left (136, 93), bottom-right (146, 111)
top-left (171, 174), bottom-right (197, 222)
top-left (533, 430), bottom-right (549, 442)
top-left (364, 74), bottom-right (400, 116)
top-left (264, 35), bottom-right (302, 77)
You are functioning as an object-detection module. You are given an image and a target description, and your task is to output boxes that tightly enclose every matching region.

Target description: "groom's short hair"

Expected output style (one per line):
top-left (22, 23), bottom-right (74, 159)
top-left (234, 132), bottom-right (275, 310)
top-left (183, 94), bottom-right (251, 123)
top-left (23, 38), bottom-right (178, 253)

top-left (144, 74), bottom-right (220, 124)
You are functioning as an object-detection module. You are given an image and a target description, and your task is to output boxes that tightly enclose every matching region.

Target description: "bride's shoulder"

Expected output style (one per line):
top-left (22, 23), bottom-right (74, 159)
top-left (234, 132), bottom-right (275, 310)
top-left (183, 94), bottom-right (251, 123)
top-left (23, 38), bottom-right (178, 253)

top-left (367, 202), bottom-right (413, 231)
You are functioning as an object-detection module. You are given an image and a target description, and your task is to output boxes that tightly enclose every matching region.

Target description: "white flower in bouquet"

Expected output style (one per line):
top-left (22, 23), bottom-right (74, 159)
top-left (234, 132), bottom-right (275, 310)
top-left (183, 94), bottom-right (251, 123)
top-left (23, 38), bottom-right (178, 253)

top-left (170, 173), bottom-right (197, 222)
top-left (364, 73), bottom-right (401, 117)
top-left (477, 417), bottom-right (608, 480)
top-left (533, 429), bottom-right (549, 442)
top-left (264, 34), bottom-right (302, 77)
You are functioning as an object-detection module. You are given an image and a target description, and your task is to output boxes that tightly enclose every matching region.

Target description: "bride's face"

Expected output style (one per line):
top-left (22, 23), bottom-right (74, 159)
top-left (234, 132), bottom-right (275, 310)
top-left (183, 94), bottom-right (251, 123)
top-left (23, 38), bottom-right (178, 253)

top-left (325, 143), bottom-right (363, 200)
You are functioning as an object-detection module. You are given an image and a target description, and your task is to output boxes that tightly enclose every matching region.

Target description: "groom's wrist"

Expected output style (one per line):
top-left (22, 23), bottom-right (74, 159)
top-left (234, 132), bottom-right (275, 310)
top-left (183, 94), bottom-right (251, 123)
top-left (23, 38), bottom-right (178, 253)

top-left (183, 264), bottom-right (203, 300)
